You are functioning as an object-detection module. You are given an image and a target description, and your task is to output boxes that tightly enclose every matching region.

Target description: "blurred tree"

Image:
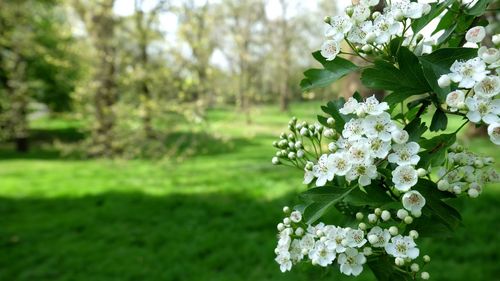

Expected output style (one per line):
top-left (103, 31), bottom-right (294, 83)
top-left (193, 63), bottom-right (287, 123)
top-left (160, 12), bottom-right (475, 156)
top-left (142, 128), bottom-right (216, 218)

top-left (0, 0), bottom-right (82, 152)
top-left (74, 0), bottom-right (119, 156)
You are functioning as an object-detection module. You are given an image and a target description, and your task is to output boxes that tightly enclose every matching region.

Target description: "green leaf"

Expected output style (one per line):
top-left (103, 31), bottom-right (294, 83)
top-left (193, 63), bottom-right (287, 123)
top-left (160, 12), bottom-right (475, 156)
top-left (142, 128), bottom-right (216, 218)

top-left (419, 48), bottom-right (477, 101)
top-left (300, 186), bottom-right (355, 224)
top-left (414, 179), bottom-right (462, 231)
top-left (362, 47), bottom-right (431, 105)
top-left (300, 52), bottom-right (358, 91)
top-left (320, 99), bottom-right (347, 133)
top-left (432, 9), bottom-right (455, 35)
top-left (418, 133), bottom-right (456, 168)
top-left (412, 0), bottom-right (454, 34)
top-left (430, 108), bottom-right (448, 132)
top-left (436, 22), bottom-right (457, 45)
top-left (368, 255), bottom-right (412, 281)
top-left (465, 0), bottom-right (492, 16)
top-left (345, 182), bottom-right (395, 207)
top-left (404, 117), bottom-right (428, 142)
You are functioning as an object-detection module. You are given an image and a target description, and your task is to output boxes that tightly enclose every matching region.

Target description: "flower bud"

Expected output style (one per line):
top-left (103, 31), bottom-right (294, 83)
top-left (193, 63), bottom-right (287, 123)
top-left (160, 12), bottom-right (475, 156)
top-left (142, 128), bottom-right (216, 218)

top-left (283, 206), bottom-right (290, 213)
top-left (316, 230), bottom-right (324, 237)
top-left (295, 141), bottom-right (303, 149)
top-left (417, 168), bottom-right (427, 177)
top-left (324, 16), bottom-right (332, 24)
top-left (381, 210), bottom-right (391, 221)
top-left (283, 218), bottom-right (291, 225)
top-left (474, 159), bottom-right (484, 168)
top-left (356, 212), bottom-right (364, 220)
top-left (468, 188), bottom-right (479, 198)
top-left (368, 234), bottom-right (378, 244)
top-left (295, 227), bottom-right (304, 236)
top-left (287, 152), bottom-right (296, 160)
top-left (421, 272), bottom-right (430, 280)
top-left (437, 75), bottom-right (451, 88)
top-left (290, 211), bottom-right (302, 223)
top-left (404, 215), bottom-right (414, 224)
top-left (358, 222), bottom-right (367, 230)
top-left (365, 32), bottom-right (377, 44)
top-left (395, 257), bottom-right (405, 266)
top-left (411, 263), bottom-right (420, 272)
top-left (368, 213), bottom-right (377, 223)
top-left (327, 117), bottom-right (335, 126)
top-left (363, 247), bottom-right (373, 256)
top-left (272, 141), bottom-right (278, 148)
top-left (272, 157), bottom-right (280, 165)
top-left (372, 11), bottom-right (381, 19)
top-left (374, 208), bottom-right (382, 216)
top-left (412, 210), bottom-right (422, 218)
top-left (362, 44), bottom-right (373, 53)
top-left (493, 34), bottom-right (500, 45)
top-left (328, 142), bottom-right (337, 152)
top-left (297, 150), bottom-right (305, 158)
top-left (345, 6), bottom-right (354, 17)
top-left (389, 226), bottom-right (398, 236)
top-left (393, 10), bottom-right (404, 21)
top-left (288, 141), bottom-right (295, 149)
top-left (397, 209), bottom-right (409, 220)
top-left (323, 129), bottom-right (335, 138)
top-left (423, 255), bottom-right (431, 263)
top-left (277, 223), bottom-right (285, 231)
top-left (437, 180), bottom-right (449, 191)
top-left (300, 127), bottom-right (309, 136)
top-left (409, 230), bottom-right (419, 239)
top-left (452, 185), bottom-right (462, 194)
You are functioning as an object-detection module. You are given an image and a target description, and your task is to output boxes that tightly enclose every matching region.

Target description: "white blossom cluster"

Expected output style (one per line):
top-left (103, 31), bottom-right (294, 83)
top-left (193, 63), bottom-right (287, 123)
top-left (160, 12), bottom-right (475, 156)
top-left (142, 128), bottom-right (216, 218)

top-left (304, 96), bottom-right (426, 206)
top-left (275, 208), bottom-right (429, 278)
top-left (436, 143), bottom-right (499, 198)
top-left (321, 0), bottom-right (432, 61)
top-left (439, 26), bottom-right (500, 145)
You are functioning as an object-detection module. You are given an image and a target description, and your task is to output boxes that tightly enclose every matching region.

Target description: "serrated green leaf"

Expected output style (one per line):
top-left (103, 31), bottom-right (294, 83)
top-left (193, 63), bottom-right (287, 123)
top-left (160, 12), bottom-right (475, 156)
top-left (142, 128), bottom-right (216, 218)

top-left (412, 0), bottom-right (454, 34)
top-left (430, 108), bottom-right (448, 132)
top-left (300, 186), bottom-right (356, 224)
top-left (362, 47), bottom-right (431, 105)
top-left (404, 117), bottom-right (428, 142)
top-left (300, 52), bottom-right (358, 91)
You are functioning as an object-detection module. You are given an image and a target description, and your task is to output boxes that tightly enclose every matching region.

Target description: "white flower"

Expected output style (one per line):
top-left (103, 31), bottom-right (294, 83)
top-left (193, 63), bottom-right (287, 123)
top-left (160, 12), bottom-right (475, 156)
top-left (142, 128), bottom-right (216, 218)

top-left (351, 4), bottom-right (371, 22)
top-left (339, 97), bottom-right (359, 115)
top-left (465, 96), bottom-right (500, 124)
top-left (347, 21), bottom-right (373, 44)
top-left (385, 235), bottom-right (420, 259)
top-left (345, 229), bottom-right (367, 248)
top-left (474, 76), bottom-right (500, 98)
top-left (465, 26), bottom-right (486, 43)
top-left (487, 123), bottom-right (500, 145)
top-left (402, 190), bottom-right (426, 215)
top-left (445, 90), bottom-right (465, 111)
top-left (338, 248), bottom-right (367, 276)
top-left (346, 162), bottom-right (378, 186)
top-left (321, 40), bottom-right (341, 61)
top-left (388, 142), bottom-right (420, 166)
top-left (326, 15), bottom-right (353, 41)
top-left (348, 139), bottom-right (371, 164)
top-left (289, 239), bottom-right (304, 262)
top-left (373, 14), bottom-right (401, 44)
top-left (299, 234), bottom-right (316, 253)
top-left (478, 46), bottom-right (500, 64)
top-left (275, 253), bottom-right (292, 272)
top-left (391, 129), bottom-right (409, 144)
top-left (449, 58), bottom-right (489, 88)
top-left (363, 112), bottom-right (396, 141)
top-left (343, 118), bottom-right (365, 140)
top-left (367, 226), bottom-right (391, 247)
top-left (392, 165), bottom-right (418, 191)
top-left (331, 152), bottom-right (353, 176)
top-left (325, 226), bottom-right (347, 253)
top-left (363, 96), bottom-right (390, 116)
top-left (391, 0), bottom-right (425, 19)
top-left (290, 211), bottom-right (302, 223)
top-left (312, 154), bottom-right (336, 186)
top-left (438, 74), bottom-right (451, 88)
top-left (310, 241), bottom-right (336, 267)
top-left (368, 137), bottom-right (391, 158)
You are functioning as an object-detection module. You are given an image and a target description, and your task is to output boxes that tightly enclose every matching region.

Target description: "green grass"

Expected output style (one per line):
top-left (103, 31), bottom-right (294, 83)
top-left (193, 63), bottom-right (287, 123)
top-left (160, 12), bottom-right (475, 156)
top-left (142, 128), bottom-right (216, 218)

top-left (0, 101), bottom-right (499, 281)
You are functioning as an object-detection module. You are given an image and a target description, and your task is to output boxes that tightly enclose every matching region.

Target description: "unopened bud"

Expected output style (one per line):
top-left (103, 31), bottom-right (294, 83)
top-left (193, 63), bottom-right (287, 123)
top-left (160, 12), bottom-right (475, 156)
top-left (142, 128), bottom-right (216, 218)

top-left (409, 230), bottom-right (419, 239)
top-left (327, 117), bottom-right (335, 126)
top-left (395, 257), bottom-right (405, 266)
top-left (437, 75), bottom-right (451, 88)
top-left (417, 168), bottom-right (427, 177)
top-left (368, 213), bottom-right (377, 223)
top-left (324, 16), bottom-right (332, 24)
top-left (358, 223), bottom-right (367, 230)
top-left (272, 157), bottom-right (280, 165)
top-left (404, 216), bottom-right (414, 224)
top-left (397, 209), bottom-right (409, 220)
top-left (421, 272), bottom-right (430, 280)
top-left (283, 206), bottom-right (290, 213)
top-left (423, 255), bottom-right (431, 263)
top-left (356, 212), bottom-right (364, 220)
top-left (381, 210), bottom-right (391, 221)
top-left (389, 226), bottom-right (398, 236)
top-left (411, 263), bottom-right (420, 272)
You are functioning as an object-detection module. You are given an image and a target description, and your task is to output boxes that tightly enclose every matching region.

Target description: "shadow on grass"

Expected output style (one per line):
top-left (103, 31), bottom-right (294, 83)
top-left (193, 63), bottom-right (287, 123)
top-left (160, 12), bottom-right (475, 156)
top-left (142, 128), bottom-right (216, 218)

top-left (0, 129), bottom-right (256, 160)
top-left (0, 191), bottom-right (498, 281)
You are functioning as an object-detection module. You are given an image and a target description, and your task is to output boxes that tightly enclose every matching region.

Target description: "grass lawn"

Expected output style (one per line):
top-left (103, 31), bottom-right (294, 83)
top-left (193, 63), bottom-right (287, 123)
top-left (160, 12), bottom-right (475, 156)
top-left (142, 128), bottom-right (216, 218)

top-left (0, 101), bottom-right (499, 281)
